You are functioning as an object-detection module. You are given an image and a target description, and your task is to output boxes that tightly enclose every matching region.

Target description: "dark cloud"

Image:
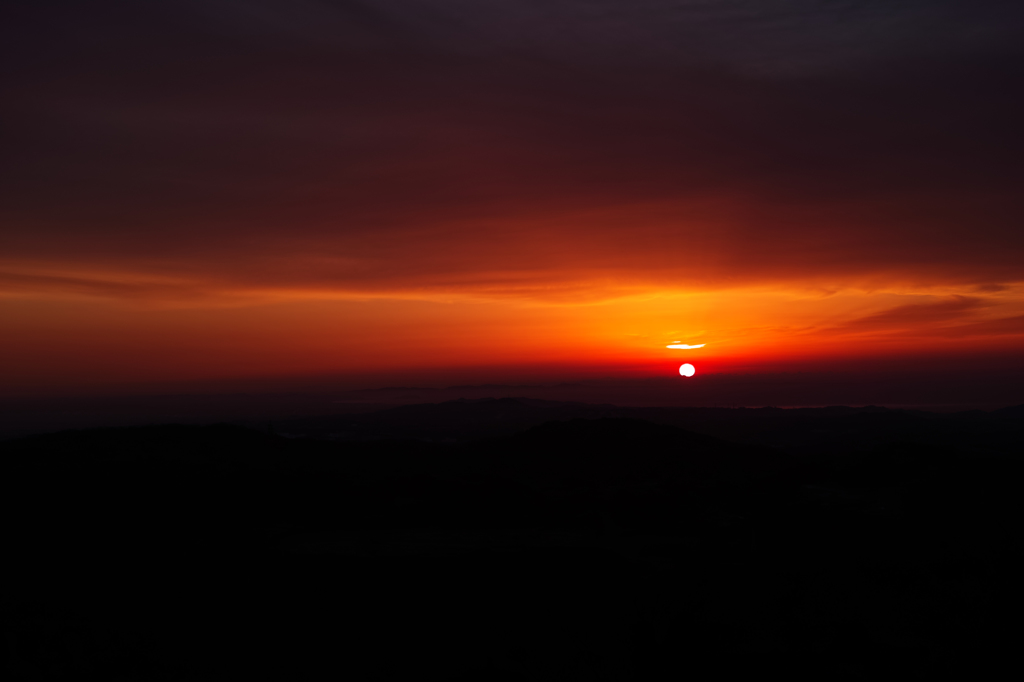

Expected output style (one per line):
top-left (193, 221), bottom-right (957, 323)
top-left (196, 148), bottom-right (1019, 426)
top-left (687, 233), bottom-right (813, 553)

top-left (107, 1), bottom-right (1024, 74)
top-left (1, 1), bottom-right (1023, 300)
top-left (839, 296), bottom-right (987, 332)
top-left (975, 283), bottom-right (1010, 293)
top-left (934, 314), bottom-right (1024, 338)
top-left (0, 270), bottom-right (211, 301)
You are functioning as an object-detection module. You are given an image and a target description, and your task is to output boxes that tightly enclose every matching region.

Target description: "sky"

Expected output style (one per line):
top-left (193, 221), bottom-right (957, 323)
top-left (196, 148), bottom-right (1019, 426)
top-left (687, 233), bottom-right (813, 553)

top-left (2, 1), bottom-right (1024, 402)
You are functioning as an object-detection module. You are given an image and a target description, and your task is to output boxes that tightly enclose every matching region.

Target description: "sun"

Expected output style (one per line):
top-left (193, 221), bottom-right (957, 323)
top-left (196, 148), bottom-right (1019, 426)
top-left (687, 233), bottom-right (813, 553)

top-left (679, 363), bottom-right (695, 377)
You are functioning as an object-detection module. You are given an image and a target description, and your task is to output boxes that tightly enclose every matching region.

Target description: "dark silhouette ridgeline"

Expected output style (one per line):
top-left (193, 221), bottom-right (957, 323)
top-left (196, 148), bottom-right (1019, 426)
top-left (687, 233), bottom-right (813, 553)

top-left (3, 399), bottom-right (1024, 679)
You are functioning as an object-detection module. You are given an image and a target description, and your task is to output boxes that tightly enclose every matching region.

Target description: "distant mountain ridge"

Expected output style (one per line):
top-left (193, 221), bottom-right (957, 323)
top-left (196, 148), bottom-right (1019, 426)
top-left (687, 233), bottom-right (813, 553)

top-left (267, 396), bottom-right (1024, 458)
top-left (4, 406), bottom-right (1024, 678)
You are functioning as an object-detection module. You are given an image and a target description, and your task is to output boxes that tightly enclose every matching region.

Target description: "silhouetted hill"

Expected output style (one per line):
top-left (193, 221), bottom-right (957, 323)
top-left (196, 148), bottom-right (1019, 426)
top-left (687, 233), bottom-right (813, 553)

top-left (991, 403), bottom-right (1024, 419)
top-left (469, 418), bottom-right (802, 487)
top-left (269, 396), bottom-right (625, 442)
top-left (270, 397), bottom-right (1024, 457)
top-left (3, 412), bottom-right (1023, 679)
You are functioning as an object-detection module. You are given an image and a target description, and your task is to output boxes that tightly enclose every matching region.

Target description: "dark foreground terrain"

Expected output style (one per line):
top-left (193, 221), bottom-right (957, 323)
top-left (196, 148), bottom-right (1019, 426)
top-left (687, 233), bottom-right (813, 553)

top-left (4, 400), bottom-right (1024, 679)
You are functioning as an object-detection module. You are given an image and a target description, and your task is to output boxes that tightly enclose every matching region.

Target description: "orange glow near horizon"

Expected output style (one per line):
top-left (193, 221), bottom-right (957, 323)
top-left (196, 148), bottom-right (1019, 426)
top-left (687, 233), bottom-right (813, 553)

top-left (3, 278), bottom-right (1023, 396)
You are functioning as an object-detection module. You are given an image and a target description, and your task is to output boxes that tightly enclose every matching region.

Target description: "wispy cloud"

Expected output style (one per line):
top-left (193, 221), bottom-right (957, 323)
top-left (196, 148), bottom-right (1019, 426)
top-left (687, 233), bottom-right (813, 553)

top-left (839, 296), bottom-right (987, 332)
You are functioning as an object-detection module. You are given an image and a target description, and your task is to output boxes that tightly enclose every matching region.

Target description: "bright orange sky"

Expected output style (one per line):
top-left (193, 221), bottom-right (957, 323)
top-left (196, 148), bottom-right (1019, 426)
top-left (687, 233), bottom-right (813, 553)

top-left (2, 2), bottom-right (1023, 400)
top-left (3, 275), bottom-right (1023, 396)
